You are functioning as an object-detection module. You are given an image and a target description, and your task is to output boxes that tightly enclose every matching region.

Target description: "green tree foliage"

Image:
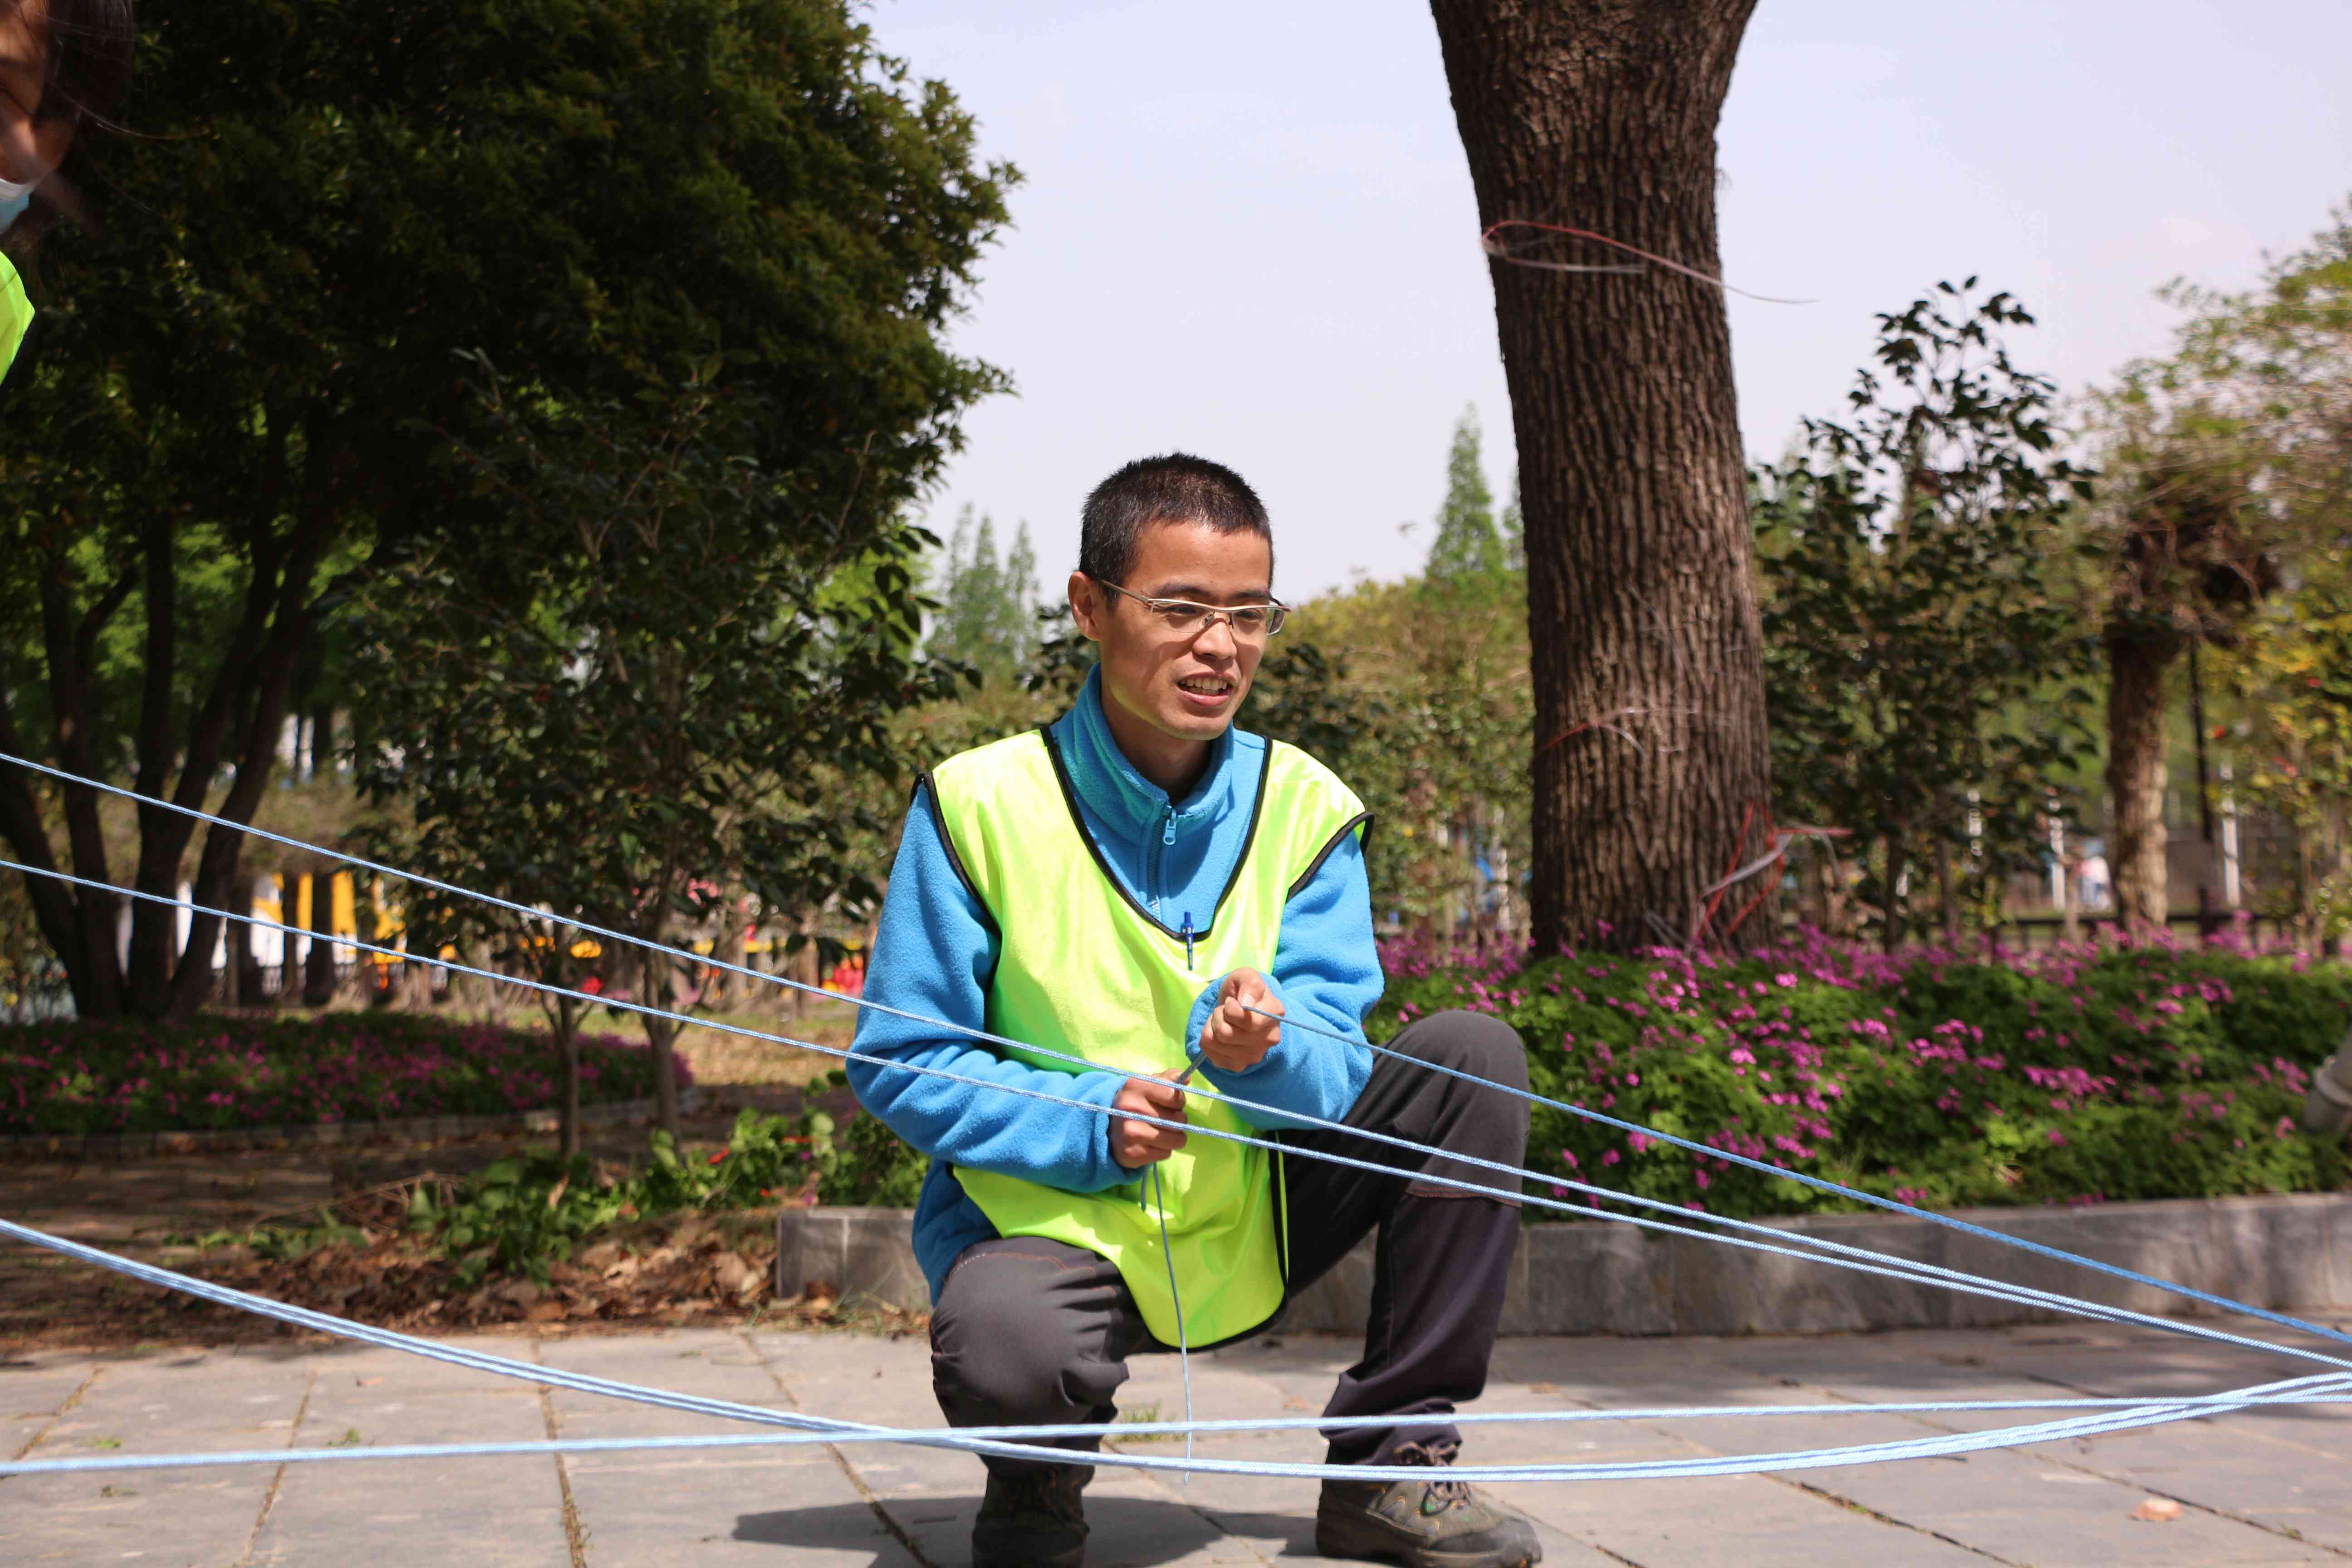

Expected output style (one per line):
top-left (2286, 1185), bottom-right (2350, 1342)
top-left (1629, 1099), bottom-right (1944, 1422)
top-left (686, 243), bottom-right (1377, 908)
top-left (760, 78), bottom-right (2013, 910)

top-left (0, 0), bottom-right (1011, 1019)
top-left (1296, 575), bottom-right (1531, 940)
top-left (1755, 283), bottom-right (2098, 947)
top-left (2223, 574), bottom-right (2352, 937)
top-left (354, 361), bottom-right (961, 1152)
top-left (932, 505), bottom-right (1040, 680)
top-left (1424, 406), bottom-right (1507, 581)
top-left (2097, 207), bottom-right (2352, 928)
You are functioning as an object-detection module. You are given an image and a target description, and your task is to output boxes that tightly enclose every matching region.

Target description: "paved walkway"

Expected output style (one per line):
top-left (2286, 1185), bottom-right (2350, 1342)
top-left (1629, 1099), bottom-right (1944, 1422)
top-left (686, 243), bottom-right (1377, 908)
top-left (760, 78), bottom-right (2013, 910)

top-left (5, 1315), bottom-right (2350, 1567)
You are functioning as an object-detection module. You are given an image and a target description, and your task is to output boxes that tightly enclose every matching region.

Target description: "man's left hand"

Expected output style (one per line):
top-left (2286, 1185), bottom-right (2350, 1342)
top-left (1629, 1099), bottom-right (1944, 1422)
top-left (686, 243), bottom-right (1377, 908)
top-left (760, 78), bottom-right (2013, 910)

top-left (1198, 968), bottom-right (1282, 1073)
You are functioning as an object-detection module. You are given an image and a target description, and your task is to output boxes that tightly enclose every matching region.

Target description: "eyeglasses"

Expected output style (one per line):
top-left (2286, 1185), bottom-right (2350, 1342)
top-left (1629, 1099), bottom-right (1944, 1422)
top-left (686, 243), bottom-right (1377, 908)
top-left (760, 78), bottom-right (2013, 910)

top-left (1091, 577), bottom-right (1288, 640)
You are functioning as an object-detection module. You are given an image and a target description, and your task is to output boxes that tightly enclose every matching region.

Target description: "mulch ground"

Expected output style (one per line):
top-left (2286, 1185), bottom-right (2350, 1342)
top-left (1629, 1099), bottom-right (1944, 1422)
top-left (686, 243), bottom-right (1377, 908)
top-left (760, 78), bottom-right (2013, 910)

top-left (0, 1012), bottom-right (923, 1354)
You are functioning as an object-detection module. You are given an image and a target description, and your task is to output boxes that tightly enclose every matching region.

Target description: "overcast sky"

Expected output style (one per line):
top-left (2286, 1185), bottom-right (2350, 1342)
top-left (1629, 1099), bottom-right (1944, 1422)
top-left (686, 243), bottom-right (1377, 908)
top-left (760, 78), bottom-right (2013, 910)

top-left (866, 1), bottom-right (2352, 603)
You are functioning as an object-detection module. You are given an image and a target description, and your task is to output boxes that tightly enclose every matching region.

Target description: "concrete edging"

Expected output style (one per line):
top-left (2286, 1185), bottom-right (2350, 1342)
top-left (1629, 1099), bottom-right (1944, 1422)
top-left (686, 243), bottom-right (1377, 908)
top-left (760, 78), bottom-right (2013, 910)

top-left (0, 1089), bottom-right (706, 1163)
top-left (775, 1191), bottom-right (2352, 1337)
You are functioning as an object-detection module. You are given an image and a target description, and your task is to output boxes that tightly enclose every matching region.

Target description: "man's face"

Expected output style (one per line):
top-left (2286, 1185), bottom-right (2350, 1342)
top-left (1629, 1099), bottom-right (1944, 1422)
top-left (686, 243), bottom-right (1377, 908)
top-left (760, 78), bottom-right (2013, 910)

top-left (0, 0), bottom-right (72, 189)
top-left (1070, 519), bottom-right (1274, 750)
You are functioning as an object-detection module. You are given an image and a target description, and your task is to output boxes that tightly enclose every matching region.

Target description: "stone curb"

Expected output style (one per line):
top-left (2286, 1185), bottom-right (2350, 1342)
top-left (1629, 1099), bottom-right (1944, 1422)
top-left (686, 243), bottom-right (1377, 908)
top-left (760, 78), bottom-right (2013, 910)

top-left (0, 1089), bottom-right (707, 1163)
top-left (776, 1191), bottom-right (2352, 1336)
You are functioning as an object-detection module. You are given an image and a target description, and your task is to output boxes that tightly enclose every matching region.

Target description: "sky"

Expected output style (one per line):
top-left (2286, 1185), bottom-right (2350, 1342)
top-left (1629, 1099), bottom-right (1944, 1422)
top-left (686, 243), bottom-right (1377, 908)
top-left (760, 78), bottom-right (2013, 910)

top-left (866, 1), bottom-right (2352, 603)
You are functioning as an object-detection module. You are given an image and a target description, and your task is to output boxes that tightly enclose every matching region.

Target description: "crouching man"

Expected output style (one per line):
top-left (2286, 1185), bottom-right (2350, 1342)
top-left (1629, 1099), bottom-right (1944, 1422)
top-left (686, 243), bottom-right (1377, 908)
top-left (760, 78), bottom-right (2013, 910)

top-left (848, 454), bottom-right (1539, 1568)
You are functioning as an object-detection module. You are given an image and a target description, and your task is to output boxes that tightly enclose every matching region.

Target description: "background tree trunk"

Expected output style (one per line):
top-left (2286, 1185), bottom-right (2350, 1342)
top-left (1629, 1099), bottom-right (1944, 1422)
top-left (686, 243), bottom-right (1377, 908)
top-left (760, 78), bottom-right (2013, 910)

top-left (302, 871), bottom-right (339, 1007)
top-left (2105, 631), bottom-right (2176, 933)
top-left (548, 993), bottom-right (584, 1160)
top-left (1430, 0), bottom-right (1775, 955)
top-left (634, 948), bottom-right (685, 1147)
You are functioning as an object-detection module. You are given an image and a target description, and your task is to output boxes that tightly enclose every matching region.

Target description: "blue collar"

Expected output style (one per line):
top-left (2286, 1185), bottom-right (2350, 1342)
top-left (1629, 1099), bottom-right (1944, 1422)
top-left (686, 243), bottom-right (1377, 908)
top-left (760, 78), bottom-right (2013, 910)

top-left (1053, 665), bottom-right (1239, 844)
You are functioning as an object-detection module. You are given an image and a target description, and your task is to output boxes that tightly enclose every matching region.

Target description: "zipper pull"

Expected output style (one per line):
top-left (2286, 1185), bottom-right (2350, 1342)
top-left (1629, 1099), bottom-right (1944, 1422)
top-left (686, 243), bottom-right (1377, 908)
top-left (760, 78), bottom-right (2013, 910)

top-left (1181, 914), bottom-right (1195, 972)
top-left (1161, 809), bottom-right (1176, 846)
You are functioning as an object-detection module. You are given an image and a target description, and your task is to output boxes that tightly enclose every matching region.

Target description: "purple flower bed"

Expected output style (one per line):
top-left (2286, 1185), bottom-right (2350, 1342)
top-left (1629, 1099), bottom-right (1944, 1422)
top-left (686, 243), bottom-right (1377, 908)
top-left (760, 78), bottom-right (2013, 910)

top-left (0, 1013), bottom-right (691, 1136)
top-left (1375, 931), bottom-right (2352, 1219)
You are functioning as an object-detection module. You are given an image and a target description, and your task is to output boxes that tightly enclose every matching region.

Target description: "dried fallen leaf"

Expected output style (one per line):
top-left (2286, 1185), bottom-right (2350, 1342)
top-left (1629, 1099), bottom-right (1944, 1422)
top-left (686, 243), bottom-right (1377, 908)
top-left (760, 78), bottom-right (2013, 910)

top-left (2132, 1497), bottom-right (2183, 1523)
top-left (713, 1253), bottom-right (764, 1303)
top-left (1529, 1382), bottom-right (1556, 1394)
top-left (1283, 1398), bottom-right (1309, 1411)
top-left (356, 1377), bottom-right (383, 1387)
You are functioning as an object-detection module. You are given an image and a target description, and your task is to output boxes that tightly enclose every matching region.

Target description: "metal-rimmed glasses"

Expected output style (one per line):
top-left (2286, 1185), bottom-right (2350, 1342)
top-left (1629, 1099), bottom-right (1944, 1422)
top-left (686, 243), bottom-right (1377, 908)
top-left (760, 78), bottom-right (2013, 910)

top-left (1091, 577), bottom-right (1289, 640)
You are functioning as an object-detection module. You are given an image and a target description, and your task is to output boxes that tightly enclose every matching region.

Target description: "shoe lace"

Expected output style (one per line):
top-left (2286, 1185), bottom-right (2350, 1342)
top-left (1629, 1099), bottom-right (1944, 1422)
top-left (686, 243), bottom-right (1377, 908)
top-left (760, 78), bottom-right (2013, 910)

top-left (1392, 1440), bottom-right (1474, 1513)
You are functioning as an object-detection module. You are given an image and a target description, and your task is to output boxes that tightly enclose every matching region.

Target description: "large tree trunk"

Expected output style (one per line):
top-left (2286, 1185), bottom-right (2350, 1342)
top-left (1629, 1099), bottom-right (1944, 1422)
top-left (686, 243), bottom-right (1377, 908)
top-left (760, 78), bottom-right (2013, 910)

top-left (2105, 630), bottom-right (2176, 933)
top-left (1430, 0), bottom-right (1775, 954)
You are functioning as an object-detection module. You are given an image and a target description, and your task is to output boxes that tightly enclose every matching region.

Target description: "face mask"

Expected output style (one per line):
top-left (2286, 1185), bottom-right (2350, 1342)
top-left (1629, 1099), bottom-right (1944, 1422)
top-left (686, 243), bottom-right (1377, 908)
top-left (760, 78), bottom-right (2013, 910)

top-left (0, 175), bottom-right (34, 233)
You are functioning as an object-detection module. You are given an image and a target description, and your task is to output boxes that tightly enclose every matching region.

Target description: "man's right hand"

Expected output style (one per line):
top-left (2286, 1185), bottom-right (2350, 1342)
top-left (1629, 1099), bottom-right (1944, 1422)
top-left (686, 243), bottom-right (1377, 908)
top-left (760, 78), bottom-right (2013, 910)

top-left (1112, 1073), bottom-right (1189, 1170)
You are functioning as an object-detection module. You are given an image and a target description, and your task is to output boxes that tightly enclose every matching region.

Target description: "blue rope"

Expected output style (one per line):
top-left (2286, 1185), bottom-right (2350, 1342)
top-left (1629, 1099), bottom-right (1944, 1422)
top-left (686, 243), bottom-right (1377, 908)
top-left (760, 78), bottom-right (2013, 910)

top-left (6, 754), bottom-right (2352, 1485)
top-left (1148, 1161), bottom-right (1195, 1483)
top-left (6, 748), bottom-right (2346, 1359)
top-left (8, 857), bottom-right (2349, 1377)
top-left (8, 1376), bottom-right (2349, 1481)
top-left (3, 1218), bottom-right (2344, 1484)
top-left (10, 857), bottom-right (2343, 1379)
top-left (1252, 1001), bottom-right (2352, 1353)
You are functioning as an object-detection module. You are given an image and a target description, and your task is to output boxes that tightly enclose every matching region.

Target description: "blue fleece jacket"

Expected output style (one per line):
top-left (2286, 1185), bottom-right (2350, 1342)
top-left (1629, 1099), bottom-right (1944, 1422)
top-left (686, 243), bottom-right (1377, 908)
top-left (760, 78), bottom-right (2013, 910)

top-left (847, 666), bottom-right (1382, 1299)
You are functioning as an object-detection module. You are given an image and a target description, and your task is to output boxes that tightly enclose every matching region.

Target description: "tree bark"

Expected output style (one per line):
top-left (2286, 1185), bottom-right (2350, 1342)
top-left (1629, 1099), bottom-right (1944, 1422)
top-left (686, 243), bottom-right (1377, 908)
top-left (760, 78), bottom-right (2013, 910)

top-left (1880, 834), bottom-right (1907, 954)
top-left (1429, 0), bottom-right (1774, 954)
top-left (638, 949), bottom-right (685, 1147)
top-left (546, 991), bottom-right (585, 1160)
top-left (2105, 629), bottom-right (2176, 934)
top-left (302, 870), bottom-right (340, 1007)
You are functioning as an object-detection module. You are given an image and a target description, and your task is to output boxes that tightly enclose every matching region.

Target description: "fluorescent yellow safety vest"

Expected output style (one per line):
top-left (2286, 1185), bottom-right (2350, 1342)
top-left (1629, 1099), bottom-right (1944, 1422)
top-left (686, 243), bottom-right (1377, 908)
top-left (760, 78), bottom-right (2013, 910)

top-left (0, 252), bottom-right (29, 382)
top-left (927, 726), bottom-right (1369, 1348)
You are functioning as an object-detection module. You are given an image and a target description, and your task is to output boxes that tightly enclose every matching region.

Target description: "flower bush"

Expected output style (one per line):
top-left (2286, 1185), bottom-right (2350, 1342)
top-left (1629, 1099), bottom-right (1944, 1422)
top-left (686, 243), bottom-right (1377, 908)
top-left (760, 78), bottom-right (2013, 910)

top-left (1375, 934), bottom-right (2352, 1220)
top-left (0, 1012), bottom-right (686, 1135)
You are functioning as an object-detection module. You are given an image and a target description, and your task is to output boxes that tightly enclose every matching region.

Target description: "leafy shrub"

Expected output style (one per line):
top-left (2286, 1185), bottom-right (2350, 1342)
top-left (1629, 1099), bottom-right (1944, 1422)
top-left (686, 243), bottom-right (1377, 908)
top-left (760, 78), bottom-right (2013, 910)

top-left (1375, 933), bottom-right (2352, 1219)
top-left (219, 1094), bottom-right (926, 1284)
top-left (0, 1012), bottom-right (684, 1135)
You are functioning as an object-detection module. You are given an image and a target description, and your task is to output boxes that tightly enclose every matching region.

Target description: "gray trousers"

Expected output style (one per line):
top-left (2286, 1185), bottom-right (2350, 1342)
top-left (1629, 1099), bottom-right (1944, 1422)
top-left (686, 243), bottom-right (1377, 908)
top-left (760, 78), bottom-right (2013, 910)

top-left (929, 1009), bottom-right (1530, 1475)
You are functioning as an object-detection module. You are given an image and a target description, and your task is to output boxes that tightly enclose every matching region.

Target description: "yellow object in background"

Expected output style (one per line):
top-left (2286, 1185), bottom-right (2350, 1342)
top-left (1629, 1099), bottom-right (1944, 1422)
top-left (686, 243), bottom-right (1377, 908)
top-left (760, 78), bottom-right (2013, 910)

top-left (290, 872), bottom-right (360, 940)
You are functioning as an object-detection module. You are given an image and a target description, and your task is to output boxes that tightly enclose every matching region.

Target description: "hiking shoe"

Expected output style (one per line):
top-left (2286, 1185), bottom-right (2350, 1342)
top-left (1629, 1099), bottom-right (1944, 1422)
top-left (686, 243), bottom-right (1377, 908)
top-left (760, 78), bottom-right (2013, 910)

top-left (972, 1462), bottom-right (1090, 1568)
top-left (1316, 1440), bottom-right (1541, 1568)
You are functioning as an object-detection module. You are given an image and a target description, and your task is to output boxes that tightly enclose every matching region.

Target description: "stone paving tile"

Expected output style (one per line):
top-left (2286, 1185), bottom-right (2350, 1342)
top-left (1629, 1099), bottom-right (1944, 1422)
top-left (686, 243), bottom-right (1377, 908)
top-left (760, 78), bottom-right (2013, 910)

top-left (0, 1345), bottom-right (308, 1568)
top-left (245, 1339), bottom-right (568, 1568)
top-left (3, 1351), bottom-right (102, 1458)
top-left (7, 1322), bottom-right (2352, 1566)
top-left (545, 1331), bottom-right (920, 1568)
top-left (1731, 1317), bottom-right (2352, 1557)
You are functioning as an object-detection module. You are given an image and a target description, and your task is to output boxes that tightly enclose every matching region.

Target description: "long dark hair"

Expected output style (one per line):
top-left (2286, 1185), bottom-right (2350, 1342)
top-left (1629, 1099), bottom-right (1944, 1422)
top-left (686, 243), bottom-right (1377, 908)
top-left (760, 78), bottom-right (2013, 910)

top-left (5, 0), bottom-right (136, 257)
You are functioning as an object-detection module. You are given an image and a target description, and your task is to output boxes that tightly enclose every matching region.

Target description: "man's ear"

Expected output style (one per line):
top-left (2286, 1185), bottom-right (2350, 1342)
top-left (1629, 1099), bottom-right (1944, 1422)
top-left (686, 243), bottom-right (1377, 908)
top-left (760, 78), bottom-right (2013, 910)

top-left (1068, 570), bottom-right (1105, 642)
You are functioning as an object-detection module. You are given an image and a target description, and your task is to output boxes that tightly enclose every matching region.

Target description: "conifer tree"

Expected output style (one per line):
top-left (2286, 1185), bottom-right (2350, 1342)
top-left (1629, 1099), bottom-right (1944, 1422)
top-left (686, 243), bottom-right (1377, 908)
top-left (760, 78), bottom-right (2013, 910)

top-left (1426, 406), bottom-right (1506, 580)
top-left (934, 505), bottom-right (1039, 678)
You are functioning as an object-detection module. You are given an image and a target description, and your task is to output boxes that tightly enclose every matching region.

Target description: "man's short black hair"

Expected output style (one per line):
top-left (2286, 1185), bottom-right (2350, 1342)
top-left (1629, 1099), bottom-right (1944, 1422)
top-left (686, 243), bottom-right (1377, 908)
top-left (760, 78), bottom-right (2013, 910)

top-left (1078, 453), bottom-right (1273, 587)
